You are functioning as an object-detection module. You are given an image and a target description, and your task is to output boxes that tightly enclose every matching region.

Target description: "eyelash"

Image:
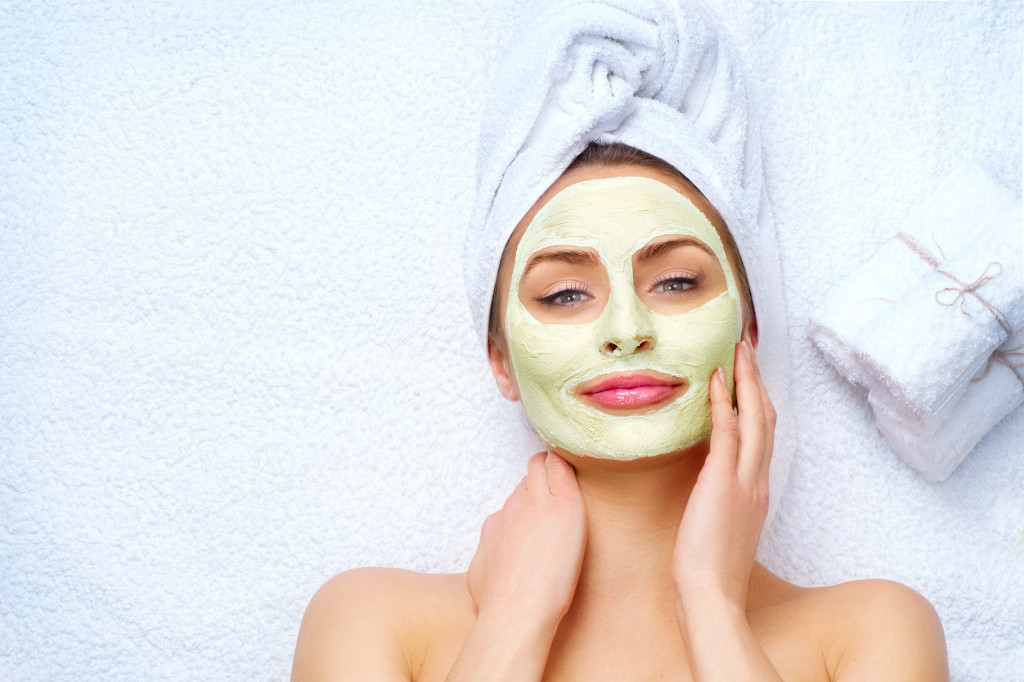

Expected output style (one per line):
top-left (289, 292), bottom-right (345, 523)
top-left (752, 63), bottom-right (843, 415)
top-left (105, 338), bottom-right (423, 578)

top-left (651, 268), bottom-right (705, 293)
top-left (531, 269), bottom-right (704, 308)
top-left (534, 281), bottom-right (592, 308)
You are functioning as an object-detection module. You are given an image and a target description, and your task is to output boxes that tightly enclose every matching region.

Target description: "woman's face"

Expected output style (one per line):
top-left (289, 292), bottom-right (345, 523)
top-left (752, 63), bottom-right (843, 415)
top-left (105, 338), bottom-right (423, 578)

top-left (492, 165), bottom-right (743, 460)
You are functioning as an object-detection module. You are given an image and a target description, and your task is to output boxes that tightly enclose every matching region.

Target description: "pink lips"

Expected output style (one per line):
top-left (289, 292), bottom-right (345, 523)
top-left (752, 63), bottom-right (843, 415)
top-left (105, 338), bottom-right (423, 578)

top-left (577, 372), bottom-right (685, 410)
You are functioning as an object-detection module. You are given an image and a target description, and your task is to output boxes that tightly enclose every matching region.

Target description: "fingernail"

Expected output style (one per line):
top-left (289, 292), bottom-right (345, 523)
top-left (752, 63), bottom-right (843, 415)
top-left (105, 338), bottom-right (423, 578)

top-left (716, 367), bottom-right (727, 385)
top-left (742, 339), bottom-right (753, 364)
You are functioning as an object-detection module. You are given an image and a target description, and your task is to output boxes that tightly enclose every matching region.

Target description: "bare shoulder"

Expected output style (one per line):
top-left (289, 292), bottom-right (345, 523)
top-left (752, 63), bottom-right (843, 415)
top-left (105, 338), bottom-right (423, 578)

top-left (812, 579), bottom-right (949, 681)
top-left (747, 568), bottom-right (947, 681)
top-left (292, 568), bottom-right (472, 682)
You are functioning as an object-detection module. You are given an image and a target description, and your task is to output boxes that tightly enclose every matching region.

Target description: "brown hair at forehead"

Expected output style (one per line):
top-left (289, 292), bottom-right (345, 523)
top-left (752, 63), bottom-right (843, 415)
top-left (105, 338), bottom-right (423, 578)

top-left (487, 142), bottom-right (756, 352)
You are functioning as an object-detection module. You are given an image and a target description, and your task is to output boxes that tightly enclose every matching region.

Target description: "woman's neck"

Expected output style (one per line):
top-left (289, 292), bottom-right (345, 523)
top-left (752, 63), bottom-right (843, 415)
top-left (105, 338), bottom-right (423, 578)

top-left (555, 443), bottom-right (708, 609)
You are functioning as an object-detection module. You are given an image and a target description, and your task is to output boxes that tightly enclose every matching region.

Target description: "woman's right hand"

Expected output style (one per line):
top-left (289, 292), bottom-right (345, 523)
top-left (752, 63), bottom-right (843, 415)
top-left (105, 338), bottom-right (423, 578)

top-left (466, 450), bottom-right (588, 631)
top-left (447, 451), bottom-right (586, 681)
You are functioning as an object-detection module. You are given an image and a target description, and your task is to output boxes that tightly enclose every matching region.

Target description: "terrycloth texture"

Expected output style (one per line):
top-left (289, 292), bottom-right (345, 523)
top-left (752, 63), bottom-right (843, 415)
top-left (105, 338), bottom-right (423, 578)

top-left (465, 0), bottom-right (794, 527)
top-left (872, 328), bottom-right (1024, 482)
top-left (808, 165), bottom-right (1024, 481)
top-left (1, 1), bottom-right (1021, 681)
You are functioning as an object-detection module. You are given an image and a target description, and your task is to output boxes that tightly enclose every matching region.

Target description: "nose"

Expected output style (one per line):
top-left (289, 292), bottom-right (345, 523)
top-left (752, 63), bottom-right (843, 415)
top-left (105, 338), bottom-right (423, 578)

top-left (598, 292), bottom-right (655, 357)
top-left (602, 335), bottom-right (654, 356)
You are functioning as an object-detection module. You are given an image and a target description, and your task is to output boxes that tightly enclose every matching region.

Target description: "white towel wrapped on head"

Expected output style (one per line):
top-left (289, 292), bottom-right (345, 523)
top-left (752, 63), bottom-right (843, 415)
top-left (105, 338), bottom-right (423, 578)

top-left (463, 0), bottom-right (794, 525)
top-left (808, 163), bottom-right (1024, 481)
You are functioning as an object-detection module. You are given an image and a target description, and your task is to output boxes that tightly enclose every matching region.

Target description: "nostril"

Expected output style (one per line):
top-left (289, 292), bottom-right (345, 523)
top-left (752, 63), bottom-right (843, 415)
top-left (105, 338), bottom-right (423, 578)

top-left (635, 337), bottom-right (653, 353)
top-left (603, 341), bottom-right (619, 355)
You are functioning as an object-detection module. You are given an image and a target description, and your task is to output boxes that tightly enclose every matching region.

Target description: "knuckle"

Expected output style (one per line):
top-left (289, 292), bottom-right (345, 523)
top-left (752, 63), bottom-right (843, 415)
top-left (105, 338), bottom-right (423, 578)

top-left (753, 410), bottom-right (769, 435)
top-left (719, 419), bottom-right (740, 438)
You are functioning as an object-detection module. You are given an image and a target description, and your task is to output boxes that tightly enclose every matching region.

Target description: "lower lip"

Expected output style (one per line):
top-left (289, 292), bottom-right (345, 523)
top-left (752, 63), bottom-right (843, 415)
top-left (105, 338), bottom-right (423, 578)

top-left (583, 385), bottom-right (679, 409)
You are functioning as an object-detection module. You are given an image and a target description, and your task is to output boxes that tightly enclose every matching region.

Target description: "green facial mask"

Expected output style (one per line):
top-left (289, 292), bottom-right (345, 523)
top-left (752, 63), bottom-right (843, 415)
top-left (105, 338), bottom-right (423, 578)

top-left (506, 176), bottom-right (741, 460)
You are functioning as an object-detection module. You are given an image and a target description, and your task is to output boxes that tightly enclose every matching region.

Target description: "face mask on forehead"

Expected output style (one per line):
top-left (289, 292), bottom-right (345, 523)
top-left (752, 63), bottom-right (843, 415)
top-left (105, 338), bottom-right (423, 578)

top-left (505, 176), bottom-right (741, 460)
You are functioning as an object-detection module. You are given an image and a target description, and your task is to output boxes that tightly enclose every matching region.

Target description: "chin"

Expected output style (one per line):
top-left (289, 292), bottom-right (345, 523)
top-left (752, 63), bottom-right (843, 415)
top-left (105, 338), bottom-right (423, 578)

top-left (552, 438), bottom-right (711, 467)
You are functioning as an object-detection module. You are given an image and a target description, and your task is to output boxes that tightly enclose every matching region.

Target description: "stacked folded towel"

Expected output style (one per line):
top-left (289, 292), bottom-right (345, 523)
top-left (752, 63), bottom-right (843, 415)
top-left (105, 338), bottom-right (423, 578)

top-left (808, 163), bottom-right (1023, 481)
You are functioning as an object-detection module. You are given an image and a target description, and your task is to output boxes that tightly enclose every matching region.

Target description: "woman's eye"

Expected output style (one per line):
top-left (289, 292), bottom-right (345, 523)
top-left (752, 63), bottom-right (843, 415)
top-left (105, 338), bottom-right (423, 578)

top-left (535, 284), bottom-right (592, 307)
top-left (650, 269), bottom-right (705, 294)
top-left (658, 278), bottom-right (695, 292)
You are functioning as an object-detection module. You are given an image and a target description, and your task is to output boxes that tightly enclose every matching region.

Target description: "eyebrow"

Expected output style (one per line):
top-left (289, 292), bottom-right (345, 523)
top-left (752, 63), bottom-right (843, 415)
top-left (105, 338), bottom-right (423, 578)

top-left (633, 236), bottom-right (715, 262)
top-left (521, 248), bottom-right (601, 279)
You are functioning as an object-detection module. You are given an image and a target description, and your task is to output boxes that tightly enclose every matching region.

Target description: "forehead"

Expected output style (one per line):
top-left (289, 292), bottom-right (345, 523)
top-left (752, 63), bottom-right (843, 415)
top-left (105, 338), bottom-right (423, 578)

top-left (506, 164), bottom-right (727, 264)
top-left (516, 176), bottom-right (726, 262)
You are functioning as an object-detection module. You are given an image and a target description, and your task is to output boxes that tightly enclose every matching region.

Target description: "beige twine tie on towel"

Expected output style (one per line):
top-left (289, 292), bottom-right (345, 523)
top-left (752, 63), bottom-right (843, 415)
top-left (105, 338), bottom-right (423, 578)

top-left (973, 343), bottom-right (1024, 388)
top-left (895, 231), bottom-right (1023, 390)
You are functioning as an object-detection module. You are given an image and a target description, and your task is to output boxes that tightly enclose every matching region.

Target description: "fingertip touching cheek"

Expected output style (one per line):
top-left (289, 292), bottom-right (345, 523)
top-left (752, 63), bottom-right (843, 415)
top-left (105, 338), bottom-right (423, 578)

top-left (505, 176), bottom-right (741, 460)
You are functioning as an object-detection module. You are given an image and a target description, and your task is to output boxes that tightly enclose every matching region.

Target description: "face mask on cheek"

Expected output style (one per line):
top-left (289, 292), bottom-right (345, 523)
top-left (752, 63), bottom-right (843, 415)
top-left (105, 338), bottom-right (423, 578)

top-left (505, 176), bottom-right (741, 460)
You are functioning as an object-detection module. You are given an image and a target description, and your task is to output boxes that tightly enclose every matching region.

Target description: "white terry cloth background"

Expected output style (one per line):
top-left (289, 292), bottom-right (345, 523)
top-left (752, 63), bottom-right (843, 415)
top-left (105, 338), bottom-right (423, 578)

top-left (0, 1), bottom-right (1020, 680)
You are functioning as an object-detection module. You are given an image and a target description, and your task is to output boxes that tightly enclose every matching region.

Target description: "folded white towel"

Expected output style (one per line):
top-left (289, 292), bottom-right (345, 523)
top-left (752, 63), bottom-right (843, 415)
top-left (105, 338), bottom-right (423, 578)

top-left (807, 164), bottom-right (1018, 388)
top-left (872, 327), bottom-right (1024, 481)
top-left (809, 164), bottom-right (1024, 481)
top-left (463, 0), bottom-right (794, 524)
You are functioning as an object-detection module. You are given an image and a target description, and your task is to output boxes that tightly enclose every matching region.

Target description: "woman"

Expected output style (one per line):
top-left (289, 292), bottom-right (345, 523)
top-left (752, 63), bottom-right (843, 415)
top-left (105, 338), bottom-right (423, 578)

top-left (292, 143), bottom-right (947, 681)
top-left (293, 2), bottom-right (948, 678)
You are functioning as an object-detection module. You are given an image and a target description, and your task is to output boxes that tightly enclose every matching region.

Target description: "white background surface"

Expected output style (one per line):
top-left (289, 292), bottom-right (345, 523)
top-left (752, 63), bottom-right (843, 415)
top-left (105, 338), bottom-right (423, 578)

top-left (2, 1), bottom-right (1021, 679)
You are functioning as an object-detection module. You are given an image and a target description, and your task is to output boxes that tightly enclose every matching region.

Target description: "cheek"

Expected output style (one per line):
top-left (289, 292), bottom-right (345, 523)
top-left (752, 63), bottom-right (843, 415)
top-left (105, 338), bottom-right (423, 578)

top-left (507, 317), bottom-right (597, 389)
top-left (651, 295), bottom-right (741, 369)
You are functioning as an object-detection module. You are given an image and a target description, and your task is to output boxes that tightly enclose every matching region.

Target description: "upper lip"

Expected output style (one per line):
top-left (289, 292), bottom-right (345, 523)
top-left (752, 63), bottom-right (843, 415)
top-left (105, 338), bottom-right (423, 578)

top-left (576, 371), bottom-right (684, 395)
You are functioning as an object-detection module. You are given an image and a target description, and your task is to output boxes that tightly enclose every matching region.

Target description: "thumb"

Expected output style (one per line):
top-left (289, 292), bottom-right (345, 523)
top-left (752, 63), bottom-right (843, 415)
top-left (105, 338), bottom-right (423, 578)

top-left (544, 450), bottom-right (579, 496)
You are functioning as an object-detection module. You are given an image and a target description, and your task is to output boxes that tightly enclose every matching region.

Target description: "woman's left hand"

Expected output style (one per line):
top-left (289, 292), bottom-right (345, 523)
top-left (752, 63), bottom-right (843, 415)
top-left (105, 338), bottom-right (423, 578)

top-left (671, 338), bottom-right (775, 609)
